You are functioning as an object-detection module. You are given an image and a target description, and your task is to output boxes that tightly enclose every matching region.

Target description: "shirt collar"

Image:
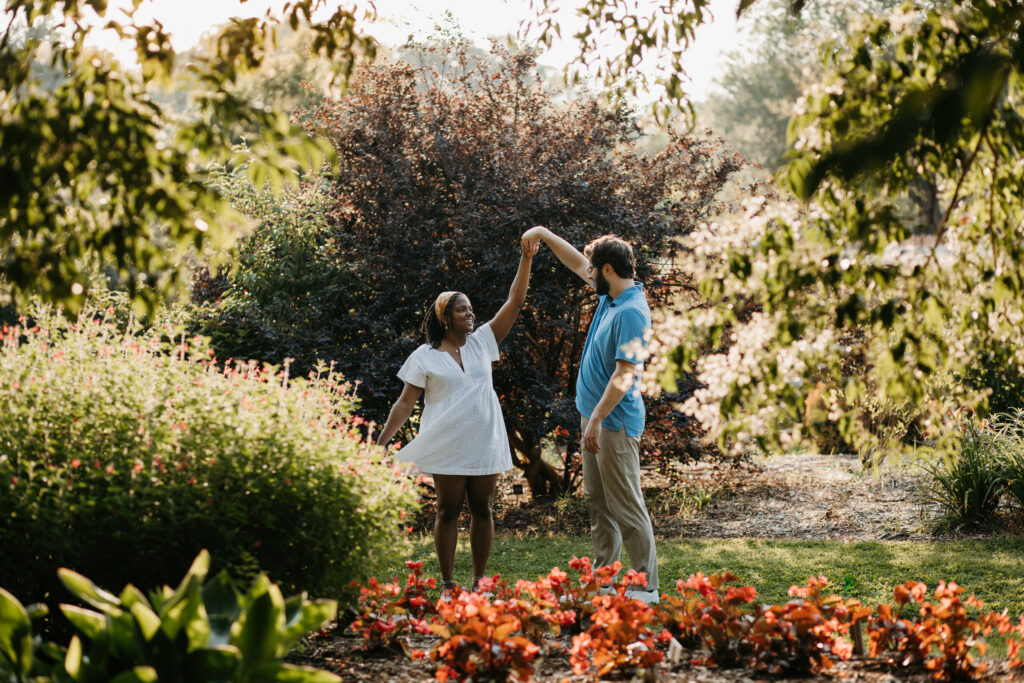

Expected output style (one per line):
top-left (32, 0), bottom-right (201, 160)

top-left (608, 282), bottom-right (643, 307)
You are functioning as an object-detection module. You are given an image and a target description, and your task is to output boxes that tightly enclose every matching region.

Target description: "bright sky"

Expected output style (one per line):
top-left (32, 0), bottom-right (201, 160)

top-left (91, 0), bottom-right (744, 100)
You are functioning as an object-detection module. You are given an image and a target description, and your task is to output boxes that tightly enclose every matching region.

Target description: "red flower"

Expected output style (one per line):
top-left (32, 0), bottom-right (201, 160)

top-left (70, 459), bottom-right (80, 468)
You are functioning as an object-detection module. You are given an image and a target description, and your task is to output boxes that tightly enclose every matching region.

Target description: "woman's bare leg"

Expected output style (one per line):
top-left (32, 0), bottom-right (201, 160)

top-left (465, 473), bottom-right (499, 586)
top-left (432, 474), bottom-right (468, 587)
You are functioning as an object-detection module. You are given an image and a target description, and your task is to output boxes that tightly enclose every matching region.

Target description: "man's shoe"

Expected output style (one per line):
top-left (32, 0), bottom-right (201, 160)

top-left (624, 588), bottom-right (660, 605)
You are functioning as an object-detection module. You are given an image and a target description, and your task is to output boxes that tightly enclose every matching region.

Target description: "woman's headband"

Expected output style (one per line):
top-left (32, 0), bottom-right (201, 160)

top-left (434, 291), bottom-right (461, 324)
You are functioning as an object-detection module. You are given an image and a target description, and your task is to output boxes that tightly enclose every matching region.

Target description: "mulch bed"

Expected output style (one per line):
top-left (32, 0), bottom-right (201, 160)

top-left (408, 452), bottom-right (992, 541)
top-left (291, 629), bottom-right (1024, 682)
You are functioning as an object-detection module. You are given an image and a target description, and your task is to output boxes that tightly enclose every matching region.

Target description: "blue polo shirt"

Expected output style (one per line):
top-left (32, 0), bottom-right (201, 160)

top-left (575, 283), bottom-right (651, 436)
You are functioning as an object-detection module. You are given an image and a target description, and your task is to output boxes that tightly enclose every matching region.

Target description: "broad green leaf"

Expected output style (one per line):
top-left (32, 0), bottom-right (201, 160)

top-left (250, 662), bottom-right (343, 683)
top-left (233, 586), bottom-right (285, 672)
top-left (65, 635), bottom-right (83, 679)
top-left (0, 588), bottom-right (33, 678)
top-left (60, 604), bottom-right (106, 641)
top-left (58, 569), bottom-right (122, 613)
top-left (185, 645), bottom-right (241, 679)
top-left (282, 599), bottom-right (336, 646)
top-left (110, 666), bottom-right (159, 683)
top-left (119, 585), bottom-right (150, 611)
top-left (203, 571), bottom-right (242, 648)
top-left (130, 602), bottom-right (162, 642)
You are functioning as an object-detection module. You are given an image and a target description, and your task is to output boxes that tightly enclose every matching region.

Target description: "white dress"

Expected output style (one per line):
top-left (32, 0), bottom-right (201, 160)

top-left (394, 322), bottom-right (514, 476)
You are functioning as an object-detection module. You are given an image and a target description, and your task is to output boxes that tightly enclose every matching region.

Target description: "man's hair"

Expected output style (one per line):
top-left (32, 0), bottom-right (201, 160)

top-left (584, 234), bottom-right (636, 279)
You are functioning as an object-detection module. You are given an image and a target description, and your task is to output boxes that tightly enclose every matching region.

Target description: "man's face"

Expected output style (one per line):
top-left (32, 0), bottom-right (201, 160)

top-left (592, 263), bottom-right (610, 296)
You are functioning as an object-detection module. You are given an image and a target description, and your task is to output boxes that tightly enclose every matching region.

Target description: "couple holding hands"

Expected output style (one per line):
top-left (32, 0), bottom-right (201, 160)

top-left (375, 226), bottom-right (659, 603)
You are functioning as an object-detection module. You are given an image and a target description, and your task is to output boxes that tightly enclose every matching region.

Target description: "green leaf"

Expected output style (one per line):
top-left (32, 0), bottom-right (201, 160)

top-left (119, 585), bottom-right (150, 611)
top-left (58, 569), bottom-right (122, 612)
top-left (110, 666), bottom-right (159, 683)
top-left (65, 634), bottom-right (83, 679)
top-left (202, 571), bottom-right (241, 648)
top-left (282, 599), bottom-right (336, 647)
top-left (60, 604), bottom-right (107, 641)
top-left (251, 662), bottom-right (343, 683)
top-left (185, 645), bottom-right (241, 679)
top-left (234, 579), bottom-right (286, 672)
top-left (0, 588), bottom-right (33, 678)
top-left (130, 602), bottom-right (162, 641)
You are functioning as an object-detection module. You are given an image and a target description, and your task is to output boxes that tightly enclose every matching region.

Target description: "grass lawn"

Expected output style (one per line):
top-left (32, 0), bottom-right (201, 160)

top-left (396, 535), bottom-right (1024, 617)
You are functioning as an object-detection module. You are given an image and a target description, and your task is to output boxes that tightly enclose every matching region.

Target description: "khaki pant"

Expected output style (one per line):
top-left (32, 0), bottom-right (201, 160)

top-left (580, 415), bottom-right (659, 592)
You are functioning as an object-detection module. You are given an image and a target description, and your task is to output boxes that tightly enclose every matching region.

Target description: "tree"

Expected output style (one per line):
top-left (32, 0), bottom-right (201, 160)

top-left (195, 40), bottom-right (743, 496)
top-left (653, 0), bottom-right (1024, 459)
top-left (699, 0), bottom-right (908, 170)
top-left (0, 0), bottom-right (376, 313)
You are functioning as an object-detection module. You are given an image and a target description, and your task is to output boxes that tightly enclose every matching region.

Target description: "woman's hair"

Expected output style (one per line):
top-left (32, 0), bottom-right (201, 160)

top-left (421, 292), bottom-right (463, 348)
top-left (584, 234), bottom-right (636, 279)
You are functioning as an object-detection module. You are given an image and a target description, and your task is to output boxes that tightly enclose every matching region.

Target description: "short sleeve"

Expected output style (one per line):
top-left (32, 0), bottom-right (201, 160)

top-left (473, 322), bottom-right (501, 363)
top-left (614, 309), bottom-right (649, 364)
top-left (397, 347), bottom-right (427, 388)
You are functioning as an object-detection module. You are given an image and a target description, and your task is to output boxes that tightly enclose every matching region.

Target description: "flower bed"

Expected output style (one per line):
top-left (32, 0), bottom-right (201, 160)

top-left (309, 559), bottom-right (1024, 682)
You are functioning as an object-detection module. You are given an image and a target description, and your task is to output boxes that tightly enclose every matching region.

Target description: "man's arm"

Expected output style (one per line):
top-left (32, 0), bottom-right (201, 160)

top-left (582, 359), bottom-right (639, 453)
top-left (522, 225), bottom-right (593, 288)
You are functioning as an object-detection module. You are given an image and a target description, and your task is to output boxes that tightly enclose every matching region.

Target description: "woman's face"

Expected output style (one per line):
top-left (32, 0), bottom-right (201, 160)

top-left (449, 295), bottom-right (475, 334)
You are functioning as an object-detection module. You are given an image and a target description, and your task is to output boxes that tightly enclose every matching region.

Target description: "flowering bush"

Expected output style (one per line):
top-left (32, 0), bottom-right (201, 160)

top-left (427, 587), bottom-right (543, 683)
top-left (348, 560), bottom-right (435, 653)
top-left (569, 570), bottom-right (664, 677)
top-left (658, 572), bottom-right (864, 675)
top-left (748, 575), bottom-right (862, 675)
top-left (0, 306), bottom-right (418, 608)
top-left (866, 580), bottom-right (1024, 681)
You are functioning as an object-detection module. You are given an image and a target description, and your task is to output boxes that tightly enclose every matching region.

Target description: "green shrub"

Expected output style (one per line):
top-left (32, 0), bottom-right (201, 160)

top-left (922, 417), bottom-right (1005, 530)
top-left (0, 550), bottom-right (340, 682)
top-left (0, 306), bottom-right (418, 609)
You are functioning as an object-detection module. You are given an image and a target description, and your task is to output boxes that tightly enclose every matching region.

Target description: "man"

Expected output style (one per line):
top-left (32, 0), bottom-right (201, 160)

top-left (522, 226), bottom-right (659, 603)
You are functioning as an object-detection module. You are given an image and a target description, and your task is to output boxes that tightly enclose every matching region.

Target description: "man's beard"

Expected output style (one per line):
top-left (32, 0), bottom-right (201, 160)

top-left (594, 269), bottom-right (611, 296)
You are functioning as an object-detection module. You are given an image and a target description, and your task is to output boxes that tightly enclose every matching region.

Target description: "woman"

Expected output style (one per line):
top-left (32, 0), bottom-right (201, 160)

top-left (375, 238), bottom-right (539, 596)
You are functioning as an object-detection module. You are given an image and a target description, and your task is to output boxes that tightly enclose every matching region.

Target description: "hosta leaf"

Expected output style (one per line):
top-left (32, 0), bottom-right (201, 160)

top-left (60, 605), bottom-right (106, 641)
top-left (234, 588), bottom-right (284, 673)
top-left (185, 645), bottom-right (241, 679)
top-left (109, 666), bottom-right (159, 683)
top-left (65, 635), bottom-right (83, 678)
top-left (203, 571), bottom-right (242, 647)
top-left (283, 599), bottom-right (336, 647)
top-left (0, 588), bottom-right (33, 677)
top-left (250, 662), bottom-right (342, 683)
top-left (58, 569), bottom-right (121, 612)
top-left (130, 602), bottom-right (162, 641)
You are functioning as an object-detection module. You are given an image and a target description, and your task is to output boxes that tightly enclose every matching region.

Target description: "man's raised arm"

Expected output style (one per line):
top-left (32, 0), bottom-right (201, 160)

top-left (522, 225), bottom-right (593, 288)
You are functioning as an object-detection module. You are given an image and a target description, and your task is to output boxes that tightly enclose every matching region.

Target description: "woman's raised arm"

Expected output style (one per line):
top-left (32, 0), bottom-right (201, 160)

top-left (488, 238), bottom-right (539, 345)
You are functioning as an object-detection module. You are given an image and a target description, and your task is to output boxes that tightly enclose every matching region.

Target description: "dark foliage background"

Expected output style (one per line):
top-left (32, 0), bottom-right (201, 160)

top-left (194, 41), bottom-right (744, 495)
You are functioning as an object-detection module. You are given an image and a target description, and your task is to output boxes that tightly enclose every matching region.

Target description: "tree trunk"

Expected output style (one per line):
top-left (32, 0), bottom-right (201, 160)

top-left (508, 428), bottom-right (569, 498)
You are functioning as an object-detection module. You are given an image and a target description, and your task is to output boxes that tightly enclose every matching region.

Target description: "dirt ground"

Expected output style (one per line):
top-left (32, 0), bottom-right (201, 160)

top-left (424, 452), bottom-right (950, 541)
top-left (295, 452), bottom-right (1023, 681)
